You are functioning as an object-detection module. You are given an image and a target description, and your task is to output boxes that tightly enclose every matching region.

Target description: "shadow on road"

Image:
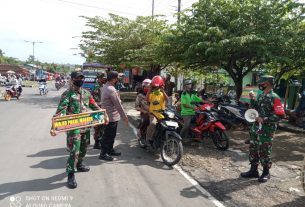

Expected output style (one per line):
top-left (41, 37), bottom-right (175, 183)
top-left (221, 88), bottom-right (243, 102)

top-left (198, 178), bottom-right (260, 202)
top-left (229, 129), bottom-right (305, 164)
top-left (28, 148), bottom-right (67, 157)
top-left (273, 196), bottom-right (305, 207)
top-left (180, 186), bottom-right (209, 199)
top-left (20, 94), bottom-right (60, 109)
top-left (0, 173), bottom-right (66, 200)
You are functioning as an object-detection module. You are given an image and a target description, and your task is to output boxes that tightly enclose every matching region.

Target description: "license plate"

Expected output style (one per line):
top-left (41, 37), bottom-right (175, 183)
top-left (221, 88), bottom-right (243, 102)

top-left (165, 121), bottom-right (179, 128)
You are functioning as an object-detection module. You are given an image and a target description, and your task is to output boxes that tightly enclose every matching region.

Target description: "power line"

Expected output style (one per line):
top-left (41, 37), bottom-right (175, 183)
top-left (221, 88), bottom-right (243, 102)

top-left (47, 0), bottom-right (139, 17)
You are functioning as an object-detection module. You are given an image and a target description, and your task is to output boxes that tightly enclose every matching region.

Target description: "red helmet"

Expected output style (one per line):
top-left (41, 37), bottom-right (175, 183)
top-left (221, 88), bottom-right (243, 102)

top-left (151, 75), bottom-right (164, 87)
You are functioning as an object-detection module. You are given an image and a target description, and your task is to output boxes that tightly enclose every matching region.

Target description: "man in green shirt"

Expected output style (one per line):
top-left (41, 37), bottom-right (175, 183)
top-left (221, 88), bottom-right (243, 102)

top-left (180, 80), bottom-right (202, 141)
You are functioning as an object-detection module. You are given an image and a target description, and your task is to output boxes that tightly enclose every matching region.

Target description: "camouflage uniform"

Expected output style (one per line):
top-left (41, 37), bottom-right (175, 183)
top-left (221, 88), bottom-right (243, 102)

top-left (55, 87), bottom-right (99, 174)
top-left (249, 90), bottom-right (283, 169)
top-left (92, 82), bottom-right (102, 105)
top-left (92, 82), bottom-right (104, 143)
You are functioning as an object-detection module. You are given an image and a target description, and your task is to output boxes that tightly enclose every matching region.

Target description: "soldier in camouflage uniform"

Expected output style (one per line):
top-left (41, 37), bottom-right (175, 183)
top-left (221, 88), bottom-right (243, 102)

top-left (91, 73), bottom-right (107, 149)
top-left (51, 71), bottom-right (100, 189)
top-left (241, 75), bottom-right (285, 182)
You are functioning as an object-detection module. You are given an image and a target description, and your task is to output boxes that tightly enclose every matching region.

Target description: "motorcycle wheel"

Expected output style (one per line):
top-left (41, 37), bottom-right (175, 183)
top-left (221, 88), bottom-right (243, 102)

top-left (4, 93), bottom-right (11, 101)
top-left (161, 135), bottom-right (183, 166)
top-left (212, 129), bottom-right (229, 151)
top-left (40, 90), bottom-right (43, 96)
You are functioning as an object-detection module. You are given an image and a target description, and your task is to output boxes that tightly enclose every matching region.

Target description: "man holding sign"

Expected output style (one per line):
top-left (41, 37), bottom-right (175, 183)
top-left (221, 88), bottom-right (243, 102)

top-left (51, 71), bottom-right (107, 189)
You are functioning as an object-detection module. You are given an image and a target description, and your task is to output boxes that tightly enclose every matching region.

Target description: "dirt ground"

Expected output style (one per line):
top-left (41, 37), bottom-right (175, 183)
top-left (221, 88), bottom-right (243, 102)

top-left (180, 129), bottom-right (305, 207)
top-left (123, 101), bottom-right (305, 207)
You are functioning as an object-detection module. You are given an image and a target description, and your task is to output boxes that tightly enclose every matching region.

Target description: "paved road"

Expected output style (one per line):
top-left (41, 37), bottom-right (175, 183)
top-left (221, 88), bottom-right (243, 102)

top-left (0, 84), bottom-right (218, 207)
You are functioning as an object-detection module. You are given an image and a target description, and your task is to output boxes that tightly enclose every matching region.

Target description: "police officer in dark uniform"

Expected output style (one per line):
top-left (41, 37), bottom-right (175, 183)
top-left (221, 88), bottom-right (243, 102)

top-left (241, 75), bottom-right (285, 182)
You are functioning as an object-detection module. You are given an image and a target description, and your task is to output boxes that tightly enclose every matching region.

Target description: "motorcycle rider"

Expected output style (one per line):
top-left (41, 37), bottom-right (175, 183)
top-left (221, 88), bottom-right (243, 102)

top-left (180, 79), bottom-right (202, 142)
top-left (16, 75), bottom-right (23, 95)
top-left (92, 73), bottom-right (107, 149)
top-left (240, 75), bottom-right (285, 182)
top-left (146, 75), bottom-right (169, 146)
top-left (135, 79), bottom-right (151, 139)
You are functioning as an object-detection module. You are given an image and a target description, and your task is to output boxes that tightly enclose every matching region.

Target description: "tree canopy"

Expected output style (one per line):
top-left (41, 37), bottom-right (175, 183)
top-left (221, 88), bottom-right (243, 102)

top-left (159, 0), bottom-right (305, 98)
top-left (79, 14), bottom-right (169, 72)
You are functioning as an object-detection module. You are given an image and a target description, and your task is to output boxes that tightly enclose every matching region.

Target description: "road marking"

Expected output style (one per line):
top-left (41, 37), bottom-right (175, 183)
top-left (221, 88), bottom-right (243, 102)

top-left (174, 165), bottom-right (225, 207)
top-left (128, 122), bottom-right (225, 207)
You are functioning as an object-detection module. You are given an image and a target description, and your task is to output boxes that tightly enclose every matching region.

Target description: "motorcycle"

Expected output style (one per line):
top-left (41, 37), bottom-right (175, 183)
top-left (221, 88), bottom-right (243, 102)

top-left (138, 109), bottom-right (183, 166)
top-left (210, 93), bottom-right (250, 130)
top-left (217, 102), bottom-right (249, 130)
top-left (176, 102), bottom-right (229, 151)
top-left (39, 82), bottom-right (48, 95)
top-left (55, 80), bottom-right (63, 90)
top-left (3, 83), bottom-right (21, 101)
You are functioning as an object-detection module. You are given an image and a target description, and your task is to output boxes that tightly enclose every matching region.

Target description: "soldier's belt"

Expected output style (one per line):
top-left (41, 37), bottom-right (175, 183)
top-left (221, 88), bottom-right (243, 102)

top-left (51, 109), bottom-right (106, 133)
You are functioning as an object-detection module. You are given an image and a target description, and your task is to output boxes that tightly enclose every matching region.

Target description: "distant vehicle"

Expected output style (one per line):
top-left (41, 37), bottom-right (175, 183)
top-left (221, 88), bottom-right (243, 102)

top-left (3, 81), bottom-right (21, 101)
top-left (0, 76), bottom-right (7, 86)
top-left (38, 79), bottom-right (48, 95)
top-left (82, 63), bottom-right (112, 91)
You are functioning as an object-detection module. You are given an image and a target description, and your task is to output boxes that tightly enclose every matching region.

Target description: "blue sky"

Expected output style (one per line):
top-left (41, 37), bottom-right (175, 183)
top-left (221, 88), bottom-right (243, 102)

top-left (0, 0), bottom-right (196, 65)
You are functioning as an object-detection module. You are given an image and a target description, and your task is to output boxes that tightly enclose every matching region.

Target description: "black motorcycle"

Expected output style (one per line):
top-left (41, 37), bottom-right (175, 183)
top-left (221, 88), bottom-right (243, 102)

top-left (211, 94), bottom-right (250, 130)
top-left (138, 109), bottom-right (183, 166)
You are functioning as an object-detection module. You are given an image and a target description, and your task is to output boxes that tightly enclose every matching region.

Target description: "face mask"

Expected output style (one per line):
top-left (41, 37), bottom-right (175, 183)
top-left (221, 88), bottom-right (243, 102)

top-left (258, 83), bottom-right (267, 91)
top-left (114, 79), bottom-right (119, 85)
top-left (143, 88), bottom-right (149, 94)
top-left (73, 79), bottom-right (84, 87)
top-left (153, 88), bottom-right (161, 95)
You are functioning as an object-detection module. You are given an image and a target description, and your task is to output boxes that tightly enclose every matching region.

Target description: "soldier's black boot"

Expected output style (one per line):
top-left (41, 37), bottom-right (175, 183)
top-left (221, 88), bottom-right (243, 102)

top-left (258, 167), bottom-right (270, 182)
top-left (67, 173), bottom-right (77, 189)
top-left (240, 164), bottom-right (259, 178)
top-left (76, 163), bottom-right (90, 172)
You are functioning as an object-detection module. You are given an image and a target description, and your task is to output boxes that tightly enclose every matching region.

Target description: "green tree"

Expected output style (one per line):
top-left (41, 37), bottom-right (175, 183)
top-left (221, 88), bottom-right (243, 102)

top-left (159, 0), bottom-right (305, 98)
top-left (79, 14), bottom-right (169, 73)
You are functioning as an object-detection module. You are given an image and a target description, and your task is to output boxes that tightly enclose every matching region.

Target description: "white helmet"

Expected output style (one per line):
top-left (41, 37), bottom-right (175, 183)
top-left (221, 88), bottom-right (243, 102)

top-left (142, 79), bottom-right (151, 87)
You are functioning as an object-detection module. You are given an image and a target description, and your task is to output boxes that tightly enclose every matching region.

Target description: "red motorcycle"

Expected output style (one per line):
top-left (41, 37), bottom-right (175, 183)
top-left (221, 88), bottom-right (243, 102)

top-left (171, 102), bottom-right (229, 150)
top-left (3, 83), bottom-right (21, 101)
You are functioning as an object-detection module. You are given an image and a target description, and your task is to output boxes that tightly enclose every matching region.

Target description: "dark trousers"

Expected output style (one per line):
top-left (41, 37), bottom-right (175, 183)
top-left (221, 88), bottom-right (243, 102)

top-left (100, 121), bottom-right (118, 154)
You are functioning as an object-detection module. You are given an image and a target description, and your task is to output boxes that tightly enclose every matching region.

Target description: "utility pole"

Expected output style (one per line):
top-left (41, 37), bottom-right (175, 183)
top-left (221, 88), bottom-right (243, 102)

top-left (175, 0), bottom-right (181, 91)
top-left (152, 0), bottom-right (155, 20)
top-left (24, 40), bottom-right (43, 66)
top-left (178, 0), bottom-right (181, 24)
top-left (24, 40), bottom-right (43, 80)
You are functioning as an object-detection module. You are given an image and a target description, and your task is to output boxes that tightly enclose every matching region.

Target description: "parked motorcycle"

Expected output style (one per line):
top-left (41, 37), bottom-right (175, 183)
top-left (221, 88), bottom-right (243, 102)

top-left (174, 102), bottom-right (229, 151)
top-left (138, 109), bottom-right (183, 166)
top-left (3, 83), bottom-right (21, 101)
top-left (39, 81), bottom-right (48, 95)
top-left (217, 102), bottom-right (249, 130)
